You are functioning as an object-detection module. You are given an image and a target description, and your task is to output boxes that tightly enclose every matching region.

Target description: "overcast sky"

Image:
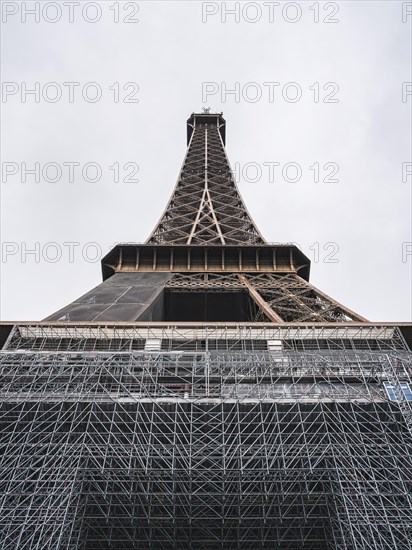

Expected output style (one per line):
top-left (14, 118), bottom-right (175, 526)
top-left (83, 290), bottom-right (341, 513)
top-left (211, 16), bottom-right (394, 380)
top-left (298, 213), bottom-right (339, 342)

top-left (1, 0), bottom-right (411, 322)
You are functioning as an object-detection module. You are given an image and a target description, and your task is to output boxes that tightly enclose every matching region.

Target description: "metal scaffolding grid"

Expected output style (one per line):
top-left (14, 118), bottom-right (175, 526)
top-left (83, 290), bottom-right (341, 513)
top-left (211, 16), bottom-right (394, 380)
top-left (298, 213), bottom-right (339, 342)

top-left (1, 112), bottom-right (411, 549)
top-left (0, 323), bottom-right (411, 549)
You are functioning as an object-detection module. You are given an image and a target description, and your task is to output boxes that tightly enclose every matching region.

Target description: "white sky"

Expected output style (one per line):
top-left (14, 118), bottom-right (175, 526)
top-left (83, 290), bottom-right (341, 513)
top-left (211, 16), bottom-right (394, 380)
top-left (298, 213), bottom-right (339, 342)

top-left (1, 0), bottom-right (411, 322)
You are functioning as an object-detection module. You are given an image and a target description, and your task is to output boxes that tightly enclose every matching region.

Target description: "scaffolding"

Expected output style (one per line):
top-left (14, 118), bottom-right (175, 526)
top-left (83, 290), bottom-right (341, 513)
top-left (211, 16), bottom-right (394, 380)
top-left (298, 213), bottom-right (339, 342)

top-left (2, 113), bottom-right (411, 549)
top-left (0, 323), bottom-right (411, 549)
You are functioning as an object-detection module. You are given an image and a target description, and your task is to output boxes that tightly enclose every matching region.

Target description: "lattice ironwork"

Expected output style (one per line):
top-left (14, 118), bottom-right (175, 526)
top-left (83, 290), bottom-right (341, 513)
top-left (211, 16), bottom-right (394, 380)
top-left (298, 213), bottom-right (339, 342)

top-left (43, 112), bottom-right (368, 326)
top-left (164, 273), bottom-right (367, 323)
top-left (166, 273), bottom-right (244, 290)
top-left (147, 115), bottom-right (263, 245)
top-left (244, 273), bottom-right (367, 323)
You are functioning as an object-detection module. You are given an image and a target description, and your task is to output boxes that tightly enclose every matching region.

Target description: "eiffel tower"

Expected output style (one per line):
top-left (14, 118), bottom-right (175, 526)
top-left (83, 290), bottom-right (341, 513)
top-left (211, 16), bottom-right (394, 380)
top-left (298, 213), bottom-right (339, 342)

top-left (0, 111), bottom-right (411, 549)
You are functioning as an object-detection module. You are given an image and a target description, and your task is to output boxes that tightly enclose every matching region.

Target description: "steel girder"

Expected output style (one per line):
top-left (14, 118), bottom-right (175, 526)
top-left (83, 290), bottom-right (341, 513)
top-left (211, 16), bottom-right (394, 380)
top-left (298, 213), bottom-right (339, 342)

top-left (165, 273), bottom-right (366, 323)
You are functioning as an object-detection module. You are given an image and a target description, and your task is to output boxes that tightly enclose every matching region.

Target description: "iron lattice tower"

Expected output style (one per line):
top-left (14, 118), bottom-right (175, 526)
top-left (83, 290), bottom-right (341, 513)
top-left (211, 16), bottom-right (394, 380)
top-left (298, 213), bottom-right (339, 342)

top-left (0, 112), bottom-right (411, 550)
